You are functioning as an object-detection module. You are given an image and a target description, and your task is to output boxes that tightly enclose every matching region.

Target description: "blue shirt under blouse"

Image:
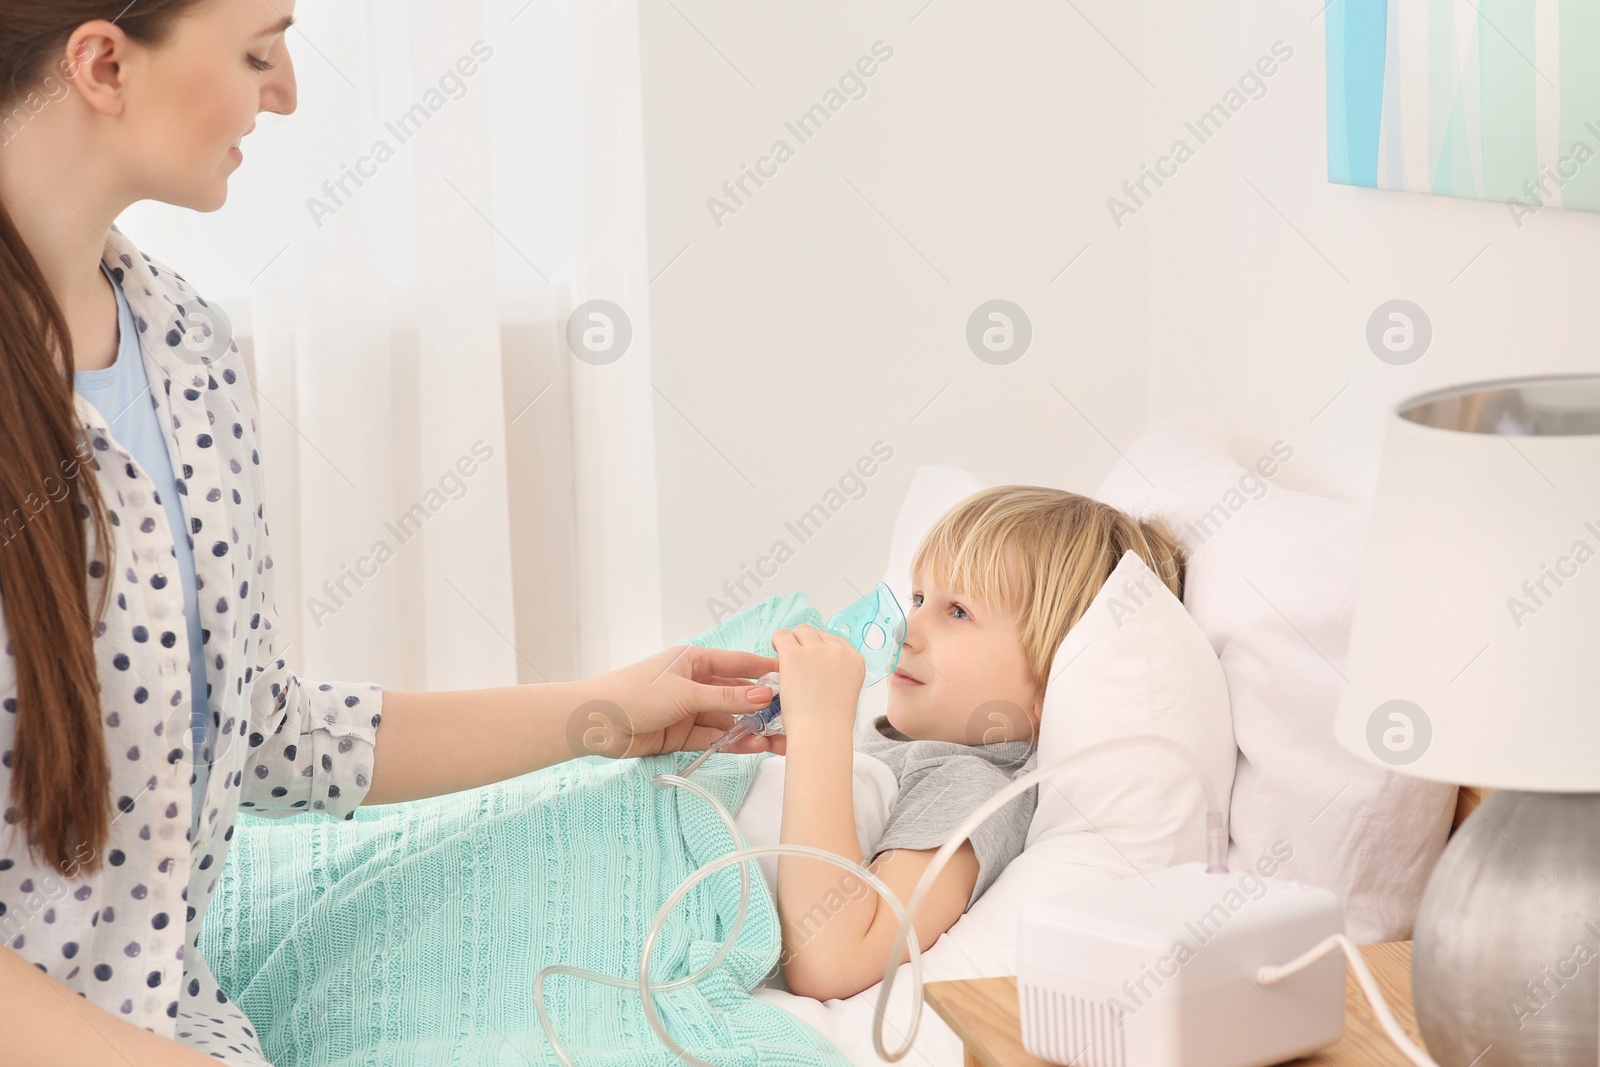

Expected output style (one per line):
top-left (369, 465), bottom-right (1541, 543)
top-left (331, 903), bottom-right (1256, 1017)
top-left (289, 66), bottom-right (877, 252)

top-left (71, 262), bottom-right (212, 838)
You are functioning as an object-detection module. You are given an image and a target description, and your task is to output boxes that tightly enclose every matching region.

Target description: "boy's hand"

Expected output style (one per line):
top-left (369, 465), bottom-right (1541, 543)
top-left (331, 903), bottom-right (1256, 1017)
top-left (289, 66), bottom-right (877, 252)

top-left (771, 624), bottom-right (865, 735)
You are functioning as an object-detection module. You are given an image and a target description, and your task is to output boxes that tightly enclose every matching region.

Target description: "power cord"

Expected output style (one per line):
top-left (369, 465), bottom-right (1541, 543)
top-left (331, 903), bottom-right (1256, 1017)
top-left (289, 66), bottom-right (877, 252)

top-left (1258, 934), bottom-right (1439, 1067)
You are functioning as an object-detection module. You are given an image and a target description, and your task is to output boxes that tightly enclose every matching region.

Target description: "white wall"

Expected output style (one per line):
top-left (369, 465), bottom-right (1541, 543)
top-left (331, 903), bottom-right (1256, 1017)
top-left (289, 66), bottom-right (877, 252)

top-left (638, 0), bottom-right (1150, 639)
top-left (1141, 0), bottom-right (1600, 502)
top-left (640, 0), bottom-right (1600, 641)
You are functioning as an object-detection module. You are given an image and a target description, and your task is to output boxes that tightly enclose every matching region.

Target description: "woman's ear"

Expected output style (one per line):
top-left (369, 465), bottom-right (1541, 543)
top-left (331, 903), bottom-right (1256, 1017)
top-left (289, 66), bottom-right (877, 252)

top-left (62, 22), bottom-right (133, 118)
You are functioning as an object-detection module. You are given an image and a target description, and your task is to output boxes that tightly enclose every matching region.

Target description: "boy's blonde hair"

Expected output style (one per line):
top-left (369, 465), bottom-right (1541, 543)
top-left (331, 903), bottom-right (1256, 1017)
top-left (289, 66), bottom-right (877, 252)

top-left (910, 486), bottom-right (1186, 696)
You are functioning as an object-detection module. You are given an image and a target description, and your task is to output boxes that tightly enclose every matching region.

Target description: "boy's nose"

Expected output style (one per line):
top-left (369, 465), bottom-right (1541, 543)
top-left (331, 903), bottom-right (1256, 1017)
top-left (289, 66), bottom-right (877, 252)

top-left (900, 610), bottom-right (923, 651)
top-left (899, 596), bottom-right (931, 659)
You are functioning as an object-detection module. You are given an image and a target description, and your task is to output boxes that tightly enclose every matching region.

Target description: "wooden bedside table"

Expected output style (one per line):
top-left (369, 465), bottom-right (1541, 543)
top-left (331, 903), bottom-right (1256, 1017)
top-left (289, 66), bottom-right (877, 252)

top-left (923, 940), bottom-right (1418, 1067)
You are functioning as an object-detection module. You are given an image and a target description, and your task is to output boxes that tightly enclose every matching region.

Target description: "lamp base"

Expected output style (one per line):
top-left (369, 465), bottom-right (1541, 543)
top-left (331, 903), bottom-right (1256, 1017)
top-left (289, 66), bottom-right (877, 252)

top-left (1412, 790), bottom-right (1600, 1066)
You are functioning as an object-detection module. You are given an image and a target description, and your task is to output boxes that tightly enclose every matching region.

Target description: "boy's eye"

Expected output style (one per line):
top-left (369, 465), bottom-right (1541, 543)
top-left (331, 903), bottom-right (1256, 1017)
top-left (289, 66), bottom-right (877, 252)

top-left (248, 54), bottom-right (275, 72)
top-left (910, 592), bottom-right (969, 620)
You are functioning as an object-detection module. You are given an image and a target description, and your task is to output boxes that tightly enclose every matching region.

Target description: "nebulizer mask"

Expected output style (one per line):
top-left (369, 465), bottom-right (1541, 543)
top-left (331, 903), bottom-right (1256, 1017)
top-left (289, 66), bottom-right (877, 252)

top-left (676, 581), bottom-right (906, 778)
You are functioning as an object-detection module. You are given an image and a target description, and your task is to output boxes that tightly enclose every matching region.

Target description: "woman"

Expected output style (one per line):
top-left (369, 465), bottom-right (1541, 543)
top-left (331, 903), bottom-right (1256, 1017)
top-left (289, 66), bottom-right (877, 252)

top-left (0, 3), bottom-right (780, 1063)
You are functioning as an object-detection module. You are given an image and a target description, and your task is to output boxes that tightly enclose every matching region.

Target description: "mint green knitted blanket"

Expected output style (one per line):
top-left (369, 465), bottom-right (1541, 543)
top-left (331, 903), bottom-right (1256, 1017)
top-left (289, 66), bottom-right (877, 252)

top-left (200, 592), bottom-right (842, 1066)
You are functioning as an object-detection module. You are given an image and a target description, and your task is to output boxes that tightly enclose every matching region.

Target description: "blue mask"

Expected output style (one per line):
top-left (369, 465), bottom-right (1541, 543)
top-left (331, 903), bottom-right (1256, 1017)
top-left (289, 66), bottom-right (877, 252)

top-left (825, 580), bottom-right (906, 688)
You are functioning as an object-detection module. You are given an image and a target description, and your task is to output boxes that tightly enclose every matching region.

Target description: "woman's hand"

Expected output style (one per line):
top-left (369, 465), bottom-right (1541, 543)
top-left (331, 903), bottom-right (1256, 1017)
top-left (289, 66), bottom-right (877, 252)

top-left (576, 645), bottom-right (780, 760)
top-left (770, 624), bottom-right (864, 736)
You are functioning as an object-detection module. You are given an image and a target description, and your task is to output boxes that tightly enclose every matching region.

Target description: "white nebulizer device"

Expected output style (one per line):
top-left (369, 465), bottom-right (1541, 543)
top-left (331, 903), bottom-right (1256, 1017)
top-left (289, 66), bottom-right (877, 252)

top-left (1018, 862), bottom-right (1347, 1067)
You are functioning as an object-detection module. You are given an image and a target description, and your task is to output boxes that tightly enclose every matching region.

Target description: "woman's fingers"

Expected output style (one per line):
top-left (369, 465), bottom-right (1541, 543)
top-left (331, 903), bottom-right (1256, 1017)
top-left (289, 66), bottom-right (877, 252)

top-left (704, 675), bottom-right (775, 690)
top-left (688, 646), bottom-right (778, 681)
top-left (695, 710), bottom-right (739, 731)
top-left (676, 653), bottom-right (775, 711)
top-left (716, 677), bottom-right (774, 704)
top-left (677, 711), bottom-right (781, 754)
top-left (687, 679), bottom-right (772, 712)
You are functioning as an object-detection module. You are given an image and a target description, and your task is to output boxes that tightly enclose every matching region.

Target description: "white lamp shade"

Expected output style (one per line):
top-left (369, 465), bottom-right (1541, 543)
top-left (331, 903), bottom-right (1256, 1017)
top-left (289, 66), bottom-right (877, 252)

top-left (1334, 375), bottom-right (1600, 791)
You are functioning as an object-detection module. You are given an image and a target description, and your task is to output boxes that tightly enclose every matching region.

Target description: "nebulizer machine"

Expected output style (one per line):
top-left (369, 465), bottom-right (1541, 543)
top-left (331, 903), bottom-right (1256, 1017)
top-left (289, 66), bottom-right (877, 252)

top-left (534, 582), bottom-right (1443, 1067)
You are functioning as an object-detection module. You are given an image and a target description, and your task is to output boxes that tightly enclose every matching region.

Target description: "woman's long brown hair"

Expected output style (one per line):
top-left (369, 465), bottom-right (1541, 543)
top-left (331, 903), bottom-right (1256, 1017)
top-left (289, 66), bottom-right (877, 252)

top-left (1, 1), bottom-right (207, 876)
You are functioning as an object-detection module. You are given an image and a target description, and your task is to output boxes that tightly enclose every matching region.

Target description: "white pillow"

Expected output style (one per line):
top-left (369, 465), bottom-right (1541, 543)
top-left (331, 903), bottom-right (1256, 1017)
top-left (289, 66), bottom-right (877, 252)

top-left (933, 549), bottom-right (1235, 976)
top-left (1094, 420), bottom-right (1455, 943)
top-left (1022, 549), bottom-right (1236, 862)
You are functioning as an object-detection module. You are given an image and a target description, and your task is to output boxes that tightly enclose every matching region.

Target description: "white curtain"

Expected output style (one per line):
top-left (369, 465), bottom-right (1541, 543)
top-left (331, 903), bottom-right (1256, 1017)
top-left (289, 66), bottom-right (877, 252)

top-left (120, 0), bottom-right (662, 692)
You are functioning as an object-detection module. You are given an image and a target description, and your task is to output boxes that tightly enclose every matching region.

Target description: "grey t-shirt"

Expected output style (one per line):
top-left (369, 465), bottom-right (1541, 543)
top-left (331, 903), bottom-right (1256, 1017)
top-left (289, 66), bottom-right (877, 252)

top-left (853, 716), bottom-right (1038, 910)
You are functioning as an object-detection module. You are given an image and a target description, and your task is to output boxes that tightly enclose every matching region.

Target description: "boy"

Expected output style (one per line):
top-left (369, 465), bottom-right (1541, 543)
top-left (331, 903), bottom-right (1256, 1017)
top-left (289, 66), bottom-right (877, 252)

top-left (771, 485), bottom-right (1184, 1000)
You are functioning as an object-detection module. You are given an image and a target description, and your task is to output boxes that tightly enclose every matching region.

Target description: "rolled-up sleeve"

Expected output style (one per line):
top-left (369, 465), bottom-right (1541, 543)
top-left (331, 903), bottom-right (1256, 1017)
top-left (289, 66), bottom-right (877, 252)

top-left (237, 519), bottom-right (383, 820)
top-left (240, 660), bottom-right (383, 820)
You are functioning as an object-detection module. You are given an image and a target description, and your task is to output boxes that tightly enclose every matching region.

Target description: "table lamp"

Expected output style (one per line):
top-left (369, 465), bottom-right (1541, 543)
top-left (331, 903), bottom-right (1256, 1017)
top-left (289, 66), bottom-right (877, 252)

top-left (1334, 374), bottom-right (1600, 1066)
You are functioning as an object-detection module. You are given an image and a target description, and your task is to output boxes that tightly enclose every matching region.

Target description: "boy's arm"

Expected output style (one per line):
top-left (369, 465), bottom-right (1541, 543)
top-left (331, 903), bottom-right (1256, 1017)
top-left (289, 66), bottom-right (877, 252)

top-left (776, 705), bottom-right (869, 998)
top-left (773, 623), bottom-right (981, 1001)
top-left (782, 779), bottom-right (981, 1003)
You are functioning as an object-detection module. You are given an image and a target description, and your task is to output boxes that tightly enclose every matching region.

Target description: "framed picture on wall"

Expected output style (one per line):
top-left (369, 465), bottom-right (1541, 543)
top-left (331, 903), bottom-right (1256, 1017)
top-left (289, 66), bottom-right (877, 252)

top-left (1327, 0), bottom-right (1600, 223)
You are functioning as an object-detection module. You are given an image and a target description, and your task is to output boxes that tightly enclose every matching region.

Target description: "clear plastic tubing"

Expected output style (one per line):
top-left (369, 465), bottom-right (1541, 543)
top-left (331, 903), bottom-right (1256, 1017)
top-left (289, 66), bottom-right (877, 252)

top-left (676, 671), bottom-right (783, 779)
top-left (533, 734), bottom-right (1225, 1067)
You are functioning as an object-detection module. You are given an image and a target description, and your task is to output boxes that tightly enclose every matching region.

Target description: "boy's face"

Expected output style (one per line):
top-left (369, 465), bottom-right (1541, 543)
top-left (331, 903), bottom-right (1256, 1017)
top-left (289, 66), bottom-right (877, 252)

top-left (886, 565), bottom-right (1042, 745)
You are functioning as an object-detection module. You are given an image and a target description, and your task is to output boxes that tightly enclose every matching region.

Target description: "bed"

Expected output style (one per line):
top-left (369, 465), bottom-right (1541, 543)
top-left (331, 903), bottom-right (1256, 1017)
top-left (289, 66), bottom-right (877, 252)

top-left (201, 422), bottom-right (1459, 1066)
top-left (717, 423), bottom-right (1458, 1064)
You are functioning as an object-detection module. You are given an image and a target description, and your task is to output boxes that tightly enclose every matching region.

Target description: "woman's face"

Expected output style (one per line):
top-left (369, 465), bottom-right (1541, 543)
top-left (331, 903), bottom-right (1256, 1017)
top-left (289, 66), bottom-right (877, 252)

top-left (91, 0), bottom-right (299, 211)
top-left (886, 564), bottom-right (1042, 747)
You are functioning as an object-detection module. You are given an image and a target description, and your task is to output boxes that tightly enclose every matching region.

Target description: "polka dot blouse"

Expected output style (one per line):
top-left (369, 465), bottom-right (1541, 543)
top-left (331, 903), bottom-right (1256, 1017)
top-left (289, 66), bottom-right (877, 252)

top-left (0, 224), bottom-right (385, 1064)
